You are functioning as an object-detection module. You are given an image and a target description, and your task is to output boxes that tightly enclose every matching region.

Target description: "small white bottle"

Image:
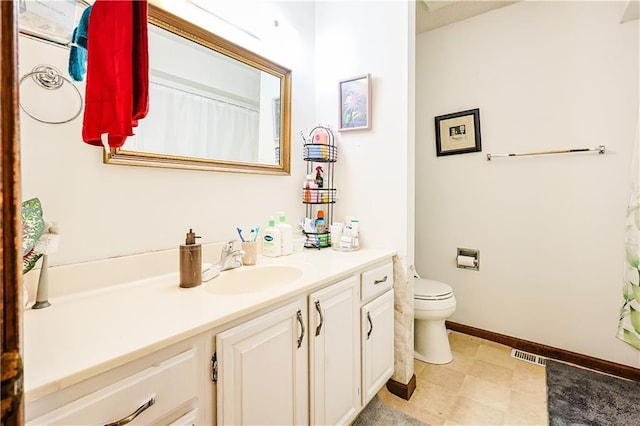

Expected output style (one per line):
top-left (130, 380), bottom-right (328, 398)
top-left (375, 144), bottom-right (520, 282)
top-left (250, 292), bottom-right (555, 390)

top-left (263, 216), bottom-right (282, 257)
top-left (340, 226), bottom-right (353, 250)
top-left (350, 219), bottom-right (360, 249)
top-left (276, 212), bottom-right (293, 256)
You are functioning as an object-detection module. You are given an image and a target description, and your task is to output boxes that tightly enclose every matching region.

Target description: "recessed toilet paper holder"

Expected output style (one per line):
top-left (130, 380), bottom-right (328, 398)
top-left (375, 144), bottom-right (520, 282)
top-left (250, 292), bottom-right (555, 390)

top-left (457, 248), bottom-right (479, 271)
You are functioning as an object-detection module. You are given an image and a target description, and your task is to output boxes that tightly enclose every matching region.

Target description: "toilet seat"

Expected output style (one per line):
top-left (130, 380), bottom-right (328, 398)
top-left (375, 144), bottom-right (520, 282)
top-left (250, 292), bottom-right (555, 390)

top-left (414, 278), bottom-right (453, 301)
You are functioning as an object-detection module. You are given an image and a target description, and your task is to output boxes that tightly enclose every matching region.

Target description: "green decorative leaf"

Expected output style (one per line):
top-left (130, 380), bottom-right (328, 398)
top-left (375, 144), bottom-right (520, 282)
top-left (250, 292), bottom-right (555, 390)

top-left (630, 304), bottom-right (640, 334)
top-left (619, 305), bottom-right (629, 322)
top-left (623, 284), bottom-right (631, 303)
top-left (23, 197), bottom-right (43, 217)
top-left (632, 284), bottom-right (640, 303)
top-left (21, 198), bottom-right (45, 275)
top-left (22, 249), bottom-right (42, 276)
top-left (622, 328), bottom-right (640, 349)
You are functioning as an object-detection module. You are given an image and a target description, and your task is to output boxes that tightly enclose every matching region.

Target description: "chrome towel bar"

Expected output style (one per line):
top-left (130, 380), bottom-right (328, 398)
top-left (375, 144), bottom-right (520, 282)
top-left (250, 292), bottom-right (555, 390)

top-left (486, 145), bottom-right (605, 161)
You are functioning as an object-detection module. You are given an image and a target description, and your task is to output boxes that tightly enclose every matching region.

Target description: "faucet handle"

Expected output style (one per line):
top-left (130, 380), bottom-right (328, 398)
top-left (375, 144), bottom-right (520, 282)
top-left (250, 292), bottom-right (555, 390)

top-left (221, 240), bottom-right (236, 258)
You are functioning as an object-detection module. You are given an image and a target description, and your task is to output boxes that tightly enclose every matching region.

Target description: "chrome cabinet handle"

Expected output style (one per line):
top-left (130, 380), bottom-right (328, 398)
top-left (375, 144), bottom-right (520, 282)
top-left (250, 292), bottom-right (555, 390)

top-left (296, 310), bottom-right (305, 348)
top-left (314, 300), bottom-right (324, 336)
top-left (104, 396), bottom-right (155, 426)
top-left (373, 276), bottom-right (388, 285)
top-left (367, 312), bottom-right (373, 340)
top-left (211, 353), bottom-right (218, 383)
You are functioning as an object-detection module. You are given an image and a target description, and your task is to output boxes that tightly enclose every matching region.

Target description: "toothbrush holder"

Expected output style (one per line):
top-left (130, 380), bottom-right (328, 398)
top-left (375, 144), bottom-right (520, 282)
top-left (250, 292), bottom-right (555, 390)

top-left (241, 241), bottom-right (257, 265)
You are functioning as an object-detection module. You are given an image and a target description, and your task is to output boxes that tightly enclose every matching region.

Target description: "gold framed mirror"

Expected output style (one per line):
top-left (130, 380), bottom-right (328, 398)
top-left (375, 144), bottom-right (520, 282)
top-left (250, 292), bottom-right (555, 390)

top-left (104, 4), bottom-right (291, 175)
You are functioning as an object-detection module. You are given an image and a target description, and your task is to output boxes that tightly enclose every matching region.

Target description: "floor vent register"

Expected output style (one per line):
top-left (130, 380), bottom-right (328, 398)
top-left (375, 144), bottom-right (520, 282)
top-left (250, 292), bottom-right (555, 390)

top-left (510, 349), bottom-right (547, 366)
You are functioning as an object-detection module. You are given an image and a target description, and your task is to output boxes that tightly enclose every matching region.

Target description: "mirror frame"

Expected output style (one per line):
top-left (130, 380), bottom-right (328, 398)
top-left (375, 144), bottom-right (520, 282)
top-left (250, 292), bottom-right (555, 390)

top-left (104, 4), bottom-right (291, 175)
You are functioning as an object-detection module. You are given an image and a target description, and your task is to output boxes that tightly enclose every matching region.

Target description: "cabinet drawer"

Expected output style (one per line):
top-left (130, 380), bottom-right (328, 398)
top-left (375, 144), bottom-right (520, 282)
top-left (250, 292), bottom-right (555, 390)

top-left (28, 348), bottom-right (198, 425)
top-left (361, 261), bottom-right (393, 302)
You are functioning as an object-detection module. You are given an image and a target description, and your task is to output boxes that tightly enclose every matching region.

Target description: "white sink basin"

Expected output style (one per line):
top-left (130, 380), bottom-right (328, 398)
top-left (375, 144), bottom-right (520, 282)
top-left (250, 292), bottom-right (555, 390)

top-left (205, 264), bottom-right (305, 295)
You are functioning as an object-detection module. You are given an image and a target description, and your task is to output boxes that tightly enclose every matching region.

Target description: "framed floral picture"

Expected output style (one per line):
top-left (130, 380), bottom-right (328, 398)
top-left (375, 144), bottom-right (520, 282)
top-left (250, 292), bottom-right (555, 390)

top-left (338, 74), bottom-right (371, 131)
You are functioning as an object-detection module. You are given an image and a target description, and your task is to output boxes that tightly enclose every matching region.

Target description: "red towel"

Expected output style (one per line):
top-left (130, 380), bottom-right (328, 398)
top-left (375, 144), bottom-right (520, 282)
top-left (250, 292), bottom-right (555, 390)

top-left (82, 0), bottom-right (148, 148)
top-left (132, 0), bottom-right (149, 124)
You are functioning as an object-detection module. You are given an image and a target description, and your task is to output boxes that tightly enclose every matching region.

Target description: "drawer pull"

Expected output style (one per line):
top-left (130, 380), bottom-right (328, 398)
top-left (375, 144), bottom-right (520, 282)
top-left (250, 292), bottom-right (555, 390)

top-left (373, 276), bottom-right (388, 285)
top-left (367, 312), bottom-right (373, 340)
top-left (296, 310), bottom-right (305, 348)
top-left (314, 300), bottom-right (324, 336)
top-left (104, 395), bottom-right (155, 426)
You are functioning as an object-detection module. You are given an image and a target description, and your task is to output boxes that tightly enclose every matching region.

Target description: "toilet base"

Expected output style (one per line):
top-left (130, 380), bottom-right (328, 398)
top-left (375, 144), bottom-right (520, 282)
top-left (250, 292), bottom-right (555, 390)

top-left (414, 318), bottom-right (453, 364)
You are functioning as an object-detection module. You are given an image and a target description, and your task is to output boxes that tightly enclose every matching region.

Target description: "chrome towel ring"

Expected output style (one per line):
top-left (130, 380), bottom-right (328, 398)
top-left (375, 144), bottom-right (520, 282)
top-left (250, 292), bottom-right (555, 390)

top-left (19, 65), bottom-right (83, 124)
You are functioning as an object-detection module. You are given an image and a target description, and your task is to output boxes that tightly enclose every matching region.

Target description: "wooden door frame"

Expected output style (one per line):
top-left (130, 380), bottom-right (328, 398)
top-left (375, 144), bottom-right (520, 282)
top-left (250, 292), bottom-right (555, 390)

top-left (1, 0), bottom-right (23, 424)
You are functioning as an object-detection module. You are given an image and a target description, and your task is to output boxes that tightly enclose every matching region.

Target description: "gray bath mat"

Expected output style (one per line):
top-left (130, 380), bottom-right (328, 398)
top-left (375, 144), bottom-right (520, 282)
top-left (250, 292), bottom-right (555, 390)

top-left (351, 395), bottom-right (427, 426)
top-left (546, 359), bottom-right (640, 426)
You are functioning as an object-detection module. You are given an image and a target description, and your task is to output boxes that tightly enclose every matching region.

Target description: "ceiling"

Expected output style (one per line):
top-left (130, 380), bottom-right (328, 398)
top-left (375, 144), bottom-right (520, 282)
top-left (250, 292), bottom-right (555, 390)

top-left (416, 0), bottom-right (519, 33)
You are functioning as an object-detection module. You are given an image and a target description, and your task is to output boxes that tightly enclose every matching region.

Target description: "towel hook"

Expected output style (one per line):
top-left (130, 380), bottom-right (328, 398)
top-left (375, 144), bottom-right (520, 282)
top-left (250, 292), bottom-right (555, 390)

top-left (19, 65), bottom-right (83, 124)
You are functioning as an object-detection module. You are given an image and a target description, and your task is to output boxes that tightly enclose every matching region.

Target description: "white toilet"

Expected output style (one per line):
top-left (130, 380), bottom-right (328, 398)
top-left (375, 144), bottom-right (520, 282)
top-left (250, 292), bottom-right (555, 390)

top-left (414, 278), bottom-right (457, 364)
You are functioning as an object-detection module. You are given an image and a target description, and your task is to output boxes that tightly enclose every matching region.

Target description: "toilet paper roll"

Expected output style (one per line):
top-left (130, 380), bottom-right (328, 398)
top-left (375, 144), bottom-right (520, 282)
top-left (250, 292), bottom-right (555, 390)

top-left (457, 255), bottom-right (476, 267)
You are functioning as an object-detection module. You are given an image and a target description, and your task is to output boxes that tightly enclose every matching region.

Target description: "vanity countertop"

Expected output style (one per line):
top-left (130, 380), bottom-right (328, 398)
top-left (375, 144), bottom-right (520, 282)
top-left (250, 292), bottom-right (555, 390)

top-left (24, 248), bottom-right (395, 402)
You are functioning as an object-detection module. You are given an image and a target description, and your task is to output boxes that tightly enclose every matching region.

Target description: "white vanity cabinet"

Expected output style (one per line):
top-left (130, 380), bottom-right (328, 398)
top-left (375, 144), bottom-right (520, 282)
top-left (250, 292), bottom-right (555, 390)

top-left (216, 298), bottom-right (309, 426)
top-left (360, 261), bottom-right (395, 405)
top-left (25, 250), bottom-right (397, 426)
top-left (215, 260), bottom-right (395, 426)
top-left (26, 337), bottom-right (207, 425)
top-left (308, 275), bottom-right (360, 425)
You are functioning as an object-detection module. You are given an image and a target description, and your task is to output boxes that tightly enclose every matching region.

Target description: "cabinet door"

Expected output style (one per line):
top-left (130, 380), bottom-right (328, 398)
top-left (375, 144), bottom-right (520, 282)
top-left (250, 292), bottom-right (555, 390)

top-left (309, 276), bottom-right (360, 425)
top-left (361, 289), bottom-right (395, 405)
top-left (216, 299), bottom-right (308, 425)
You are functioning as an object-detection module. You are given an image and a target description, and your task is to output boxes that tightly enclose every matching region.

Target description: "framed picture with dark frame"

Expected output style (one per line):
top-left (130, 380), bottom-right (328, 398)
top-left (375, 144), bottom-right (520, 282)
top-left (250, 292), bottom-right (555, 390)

top-left (434, 108), bottom-right (481, 156)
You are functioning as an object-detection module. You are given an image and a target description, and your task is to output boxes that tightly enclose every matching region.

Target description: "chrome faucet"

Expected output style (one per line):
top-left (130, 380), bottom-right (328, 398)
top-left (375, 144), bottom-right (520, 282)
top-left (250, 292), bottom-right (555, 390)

top-left (217, 240), bottom-right (245, 271)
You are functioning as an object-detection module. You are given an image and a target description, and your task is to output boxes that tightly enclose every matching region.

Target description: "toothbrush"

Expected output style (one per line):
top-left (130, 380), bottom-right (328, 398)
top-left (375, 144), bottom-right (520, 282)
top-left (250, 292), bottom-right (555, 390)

top-left (250, 228), bottom-right (256, 242)
top-left (253, 227), bottom-right (260, 242)
top-left (236, 227), bottom-right (245, 242)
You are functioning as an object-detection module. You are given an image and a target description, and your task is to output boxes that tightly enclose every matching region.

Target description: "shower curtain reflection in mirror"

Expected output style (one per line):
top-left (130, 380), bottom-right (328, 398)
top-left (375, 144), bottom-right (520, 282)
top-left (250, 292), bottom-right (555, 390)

top-left (129, 81), bottom-right (260, 163)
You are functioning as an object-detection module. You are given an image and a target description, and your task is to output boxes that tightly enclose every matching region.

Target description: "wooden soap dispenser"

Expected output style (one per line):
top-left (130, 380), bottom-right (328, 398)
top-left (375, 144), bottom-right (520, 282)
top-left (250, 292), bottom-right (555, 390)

top-left (180, 228), bottom-right (202, 288)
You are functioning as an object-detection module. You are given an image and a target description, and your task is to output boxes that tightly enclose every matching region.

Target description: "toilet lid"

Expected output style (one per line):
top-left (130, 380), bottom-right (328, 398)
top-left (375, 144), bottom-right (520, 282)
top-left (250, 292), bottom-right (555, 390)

top-left (415, 279), bottom-right (453, 301)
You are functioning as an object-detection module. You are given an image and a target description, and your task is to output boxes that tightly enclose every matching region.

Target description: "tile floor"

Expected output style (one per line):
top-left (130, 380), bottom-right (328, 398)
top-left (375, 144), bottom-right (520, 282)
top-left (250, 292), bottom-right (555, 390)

top-left (377, 331), bottom-right (548, 425)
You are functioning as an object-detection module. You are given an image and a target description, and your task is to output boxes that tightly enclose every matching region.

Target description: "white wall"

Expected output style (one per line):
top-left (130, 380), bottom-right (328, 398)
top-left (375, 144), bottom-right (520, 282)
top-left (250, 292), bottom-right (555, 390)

top-left (19, 1), bottom-right (316, 267)
top-left (314, 1), bottom-right (415, 264)
top-left (20, 0), bottom-right (416, 266)
top-left (416, 1), bottom-right (640, 367)
top-left (313, 0), bottom-right (415, 386)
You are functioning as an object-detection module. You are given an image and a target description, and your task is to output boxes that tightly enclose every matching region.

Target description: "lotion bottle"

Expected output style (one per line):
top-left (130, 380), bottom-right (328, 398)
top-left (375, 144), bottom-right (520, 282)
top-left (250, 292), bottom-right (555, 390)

top-left (276, 212), bottom-right (293, 256)
top-left (180, 229), bottom-right (202, 288)
top-left (263, 217), bottom-right (282, 257)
